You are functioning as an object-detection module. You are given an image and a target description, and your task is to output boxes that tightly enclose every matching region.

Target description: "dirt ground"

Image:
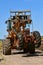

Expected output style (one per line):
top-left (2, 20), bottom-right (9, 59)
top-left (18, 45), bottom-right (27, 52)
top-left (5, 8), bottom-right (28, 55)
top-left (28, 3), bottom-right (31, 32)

top-left (0, 49), bottom-right (43, 65)
top-left (0, 39), bottom-right (43, 65)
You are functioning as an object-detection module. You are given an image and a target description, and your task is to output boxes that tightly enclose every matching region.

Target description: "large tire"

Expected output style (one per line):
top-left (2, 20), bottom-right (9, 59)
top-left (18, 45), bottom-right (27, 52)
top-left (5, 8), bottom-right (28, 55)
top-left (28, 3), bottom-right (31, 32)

top-left (33, 31), bottom-right (41, 48)
top-left (23, 43), bottom-right (35, 54)
top-left (28, 43), bottom-right (35, 54)
top-left (2, 39), bottom-right (11, 55)
top-left (23, 48), bottom-right (29, 53)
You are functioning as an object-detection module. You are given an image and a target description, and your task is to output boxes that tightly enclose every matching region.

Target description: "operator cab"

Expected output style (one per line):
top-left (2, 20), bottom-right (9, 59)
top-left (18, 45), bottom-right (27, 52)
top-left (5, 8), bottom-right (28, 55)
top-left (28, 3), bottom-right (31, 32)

top-left (10, 10), bottom-right (32, 23)
top-left (5, 10), bottom-right (32, 32)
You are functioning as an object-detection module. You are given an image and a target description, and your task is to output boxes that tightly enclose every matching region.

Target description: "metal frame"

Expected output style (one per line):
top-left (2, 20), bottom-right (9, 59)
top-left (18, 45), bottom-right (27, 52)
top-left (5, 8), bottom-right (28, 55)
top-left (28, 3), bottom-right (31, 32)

top-left (10, 10), bottom-right (31, 17)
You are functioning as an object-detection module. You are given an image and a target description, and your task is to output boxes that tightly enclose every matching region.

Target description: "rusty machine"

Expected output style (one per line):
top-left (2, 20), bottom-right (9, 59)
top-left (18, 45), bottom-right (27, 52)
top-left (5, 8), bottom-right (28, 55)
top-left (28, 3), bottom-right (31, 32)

top-left (3, 10), bottom-right (41, 55)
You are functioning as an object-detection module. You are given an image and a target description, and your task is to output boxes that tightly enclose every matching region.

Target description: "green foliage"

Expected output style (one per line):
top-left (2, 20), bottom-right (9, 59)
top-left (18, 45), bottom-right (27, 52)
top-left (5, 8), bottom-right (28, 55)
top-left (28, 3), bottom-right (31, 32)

top-left (0, 40), bottom-right (2, 50)
top-left (41, 36), bottom-right (43, 39)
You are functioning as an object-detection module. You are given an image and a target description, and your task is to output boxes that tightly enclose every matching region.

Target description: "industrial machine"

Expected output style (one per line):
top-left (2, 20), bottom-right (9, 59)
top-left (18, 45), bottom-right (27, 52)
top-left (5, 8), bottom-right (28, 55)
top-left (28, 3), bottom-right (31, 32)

top-left (3, 10), bottom-right (41, 55)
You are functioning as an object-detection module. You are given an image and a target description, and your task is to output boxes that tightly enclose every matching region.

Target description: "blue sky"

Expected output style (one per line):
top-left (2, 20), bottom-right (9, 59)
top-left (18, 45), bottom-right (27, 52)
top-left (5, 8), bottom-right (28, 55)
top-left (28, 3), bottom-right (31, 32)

top-left (0, 0), bottom-right (43, 39)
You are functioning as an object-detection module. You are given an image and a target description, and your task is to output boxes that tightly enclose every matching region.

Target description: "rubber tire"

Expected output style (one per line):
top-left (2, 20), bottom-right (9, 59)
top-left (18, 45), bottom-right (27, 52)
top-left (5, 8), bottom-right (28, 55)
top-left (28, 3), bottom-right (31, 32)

top-left (2, 39), bottom-right (11, 55)
top-left (23, 48), bottom-right (29, 53)
top-left (28, 43), bottom-right (35, 54)
top-left (23, 43), bottom-right (35, 54)
top-left (33, 31), bottom-right (41, 48)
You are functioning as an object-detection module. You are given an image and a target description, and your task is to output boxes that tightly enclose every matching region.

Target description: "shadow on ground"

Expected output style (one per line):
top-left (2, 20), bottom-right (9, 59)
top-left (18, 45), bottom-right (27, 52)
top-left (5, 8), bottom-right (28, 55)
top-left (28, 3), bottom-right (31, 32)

top-left (22, 52), bottom-right (43, 57)
top-left (11, 50), bottom-right (43, 57)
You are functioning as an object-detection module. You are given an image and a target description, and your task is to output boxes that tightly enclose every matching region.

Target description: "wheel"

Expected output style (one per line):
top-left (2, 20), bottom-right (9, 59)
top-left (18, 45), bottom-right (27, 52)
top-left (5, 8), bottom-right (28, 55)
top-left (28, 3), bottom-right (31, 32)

top-left (23, 42), bottom-right (29, 53)
top-left (33, 31), bottom-right (41, 48)
top-left (28, 43), bottom-right (35, 54)
top-left (2, 39), bottom-right (11, 55)
top-left (23, 48), bottom-right (28, 53)
top-left (23, 43), bottom-right (35, 54)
